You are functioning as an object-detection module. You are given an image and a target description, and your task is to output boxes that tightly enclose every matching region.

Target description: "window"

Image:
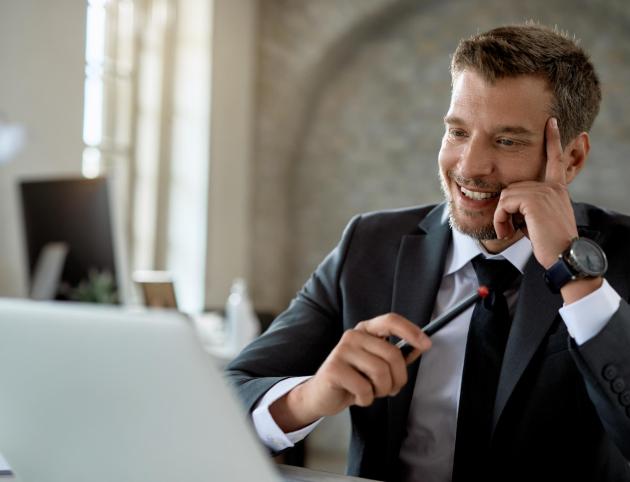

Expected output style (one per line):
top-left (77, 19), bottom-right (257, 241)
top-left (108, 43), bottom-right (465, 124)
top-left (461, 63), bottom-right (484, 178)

top-left (83, 0), bottom-right (134, 179)
top-left (82, 0), bottom-right (211, 312)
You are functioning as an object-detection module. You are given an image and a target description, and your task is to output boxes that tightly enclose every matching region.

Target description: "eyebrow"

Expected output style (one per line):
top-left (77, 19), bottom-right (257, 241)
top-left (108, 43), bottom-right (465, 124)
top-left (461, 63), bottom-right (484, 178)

top-left (443, 116), bottom-right (537, 137)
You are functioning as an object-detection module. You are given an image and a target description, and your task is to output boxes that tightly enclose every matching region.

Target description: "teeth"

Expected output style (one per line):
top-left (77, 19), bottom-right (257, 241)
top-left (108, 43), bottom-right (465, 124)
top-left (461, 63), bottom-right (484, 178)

top-left (460, 186), bottom-right (499, 200)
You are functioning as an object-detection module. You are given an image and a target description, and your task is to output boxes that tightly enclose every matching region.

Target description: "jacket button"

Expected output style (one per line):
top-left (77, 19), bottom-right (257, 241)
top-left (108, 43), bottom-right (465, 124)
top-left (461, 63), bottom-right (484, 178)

top-left (603, 364), bottom-right (618, 381)
top-left (620, 391), bottom-right (630, 407)
top-left (612, 378), bottom-right (626, 394)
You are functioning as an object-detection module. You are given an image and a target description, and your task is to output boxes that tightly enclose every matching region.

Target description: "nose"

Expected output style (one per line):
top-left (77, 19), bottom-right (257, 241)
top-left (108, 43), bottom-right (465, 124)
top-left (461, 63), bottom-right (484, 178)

top-left (458, 135), bottom-right (495, 179)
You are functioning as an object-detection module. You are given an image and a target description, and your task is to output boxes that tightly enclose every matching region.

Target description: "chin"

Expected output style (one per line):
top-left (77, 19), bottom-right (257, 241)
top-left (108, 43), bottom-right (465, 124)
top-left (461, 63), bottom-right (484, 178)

top-left (447, 201), bottom-right (498, 240)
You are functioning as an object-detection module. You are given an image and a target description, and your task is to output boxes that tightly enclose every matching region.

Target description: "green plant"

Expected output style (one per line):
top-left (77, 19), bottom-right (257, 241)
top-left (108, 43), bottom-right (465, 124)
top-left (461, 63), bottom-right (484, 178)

top-left (69, 269), bottom-right (119, 304)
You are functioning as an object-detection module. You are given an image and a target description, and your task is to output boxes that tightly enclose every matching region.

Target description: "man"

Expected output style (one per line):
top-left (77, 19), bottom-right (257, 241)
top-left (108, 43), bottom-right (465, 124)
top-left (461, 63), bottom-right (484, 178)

top-left (226, 24), bottom-right (630, 481)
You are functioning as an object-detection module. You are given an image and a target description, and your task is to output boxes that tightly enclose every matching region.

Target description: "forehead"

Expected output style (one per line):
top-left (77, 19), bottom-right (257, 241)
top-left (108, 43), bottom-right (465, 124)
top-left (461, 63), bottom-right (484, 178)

top-left (448, 70), bottom-right (553, 128)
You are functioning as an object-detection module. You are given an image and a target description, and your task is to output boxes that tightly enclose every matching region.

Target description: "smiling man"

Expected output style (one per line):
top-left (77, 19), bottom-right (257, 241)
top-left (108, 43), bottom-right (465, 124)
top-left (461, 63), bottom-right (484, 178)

top-left (227, 24), bottom-right (630, 481)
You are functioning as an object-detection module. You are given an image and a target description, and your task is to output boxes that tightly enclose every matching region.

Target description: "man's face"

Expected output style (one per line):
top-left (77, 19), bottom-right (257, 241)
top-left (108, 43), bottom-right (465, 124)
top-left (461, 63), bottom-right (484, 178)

top-left (438, 70), bottom-right (553, 239)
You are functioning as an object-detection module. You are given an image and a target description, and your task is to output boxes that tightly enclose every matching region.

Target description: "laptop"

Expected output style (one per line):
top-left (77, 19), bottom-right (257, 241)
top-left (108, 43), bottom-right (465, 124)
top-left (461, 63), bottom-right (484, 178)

top-left (0, 299), bottom-right (308, 482)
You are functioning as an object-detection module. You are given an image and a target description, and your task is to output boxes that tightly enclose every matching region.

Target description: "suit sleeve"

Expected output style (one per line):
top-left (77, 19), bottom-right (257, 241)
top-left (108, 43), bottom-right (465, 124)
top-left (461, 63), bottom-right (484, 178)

top-left (224, 214), bottom-right (362, 414)
top-left (570, 299), bottom-right (630, 458)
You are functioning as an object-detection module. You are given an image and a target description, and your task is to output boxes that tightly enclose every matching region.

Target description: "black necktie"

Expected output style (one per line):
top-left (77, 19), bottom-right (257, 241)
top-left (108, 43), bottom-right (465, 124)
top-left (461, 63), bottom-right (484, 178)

top-left (452, 255), bottom-right (521, 480)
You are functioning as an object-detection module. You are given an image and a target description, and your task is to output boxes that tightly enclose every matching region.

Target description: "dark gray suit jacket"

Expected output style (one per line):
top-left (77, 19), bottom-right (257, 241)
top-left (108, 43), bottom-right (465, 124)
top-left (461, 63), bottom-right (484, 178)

top-left (226, 202), bottom-right (630, 481)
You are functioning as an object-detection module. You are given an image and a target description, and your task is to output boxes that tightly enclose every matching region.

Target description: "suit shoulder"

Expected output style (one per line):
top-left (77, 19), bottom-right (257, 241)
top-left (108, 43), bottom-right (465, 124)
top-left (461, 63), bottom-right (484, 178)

top-left (574, 201), bottom-right (630, 234)
top-left (574, 203), bottom-right (630, 292)
top-left (351, 203), bottom-right (443, 235)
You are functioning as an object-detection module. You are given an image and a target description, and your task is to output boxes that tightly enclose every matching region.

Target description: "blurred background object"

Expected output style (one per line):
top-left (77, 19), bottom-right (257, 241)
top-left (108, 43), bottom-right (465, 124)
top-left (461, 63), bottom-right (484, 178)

top-left (20, 177), bottom-right (120, 303)
top-left (0, 114), bottom-right (26, 165)
top-left (133, 270), bottom-right (178, 308)
top-left (224, 277), bottom-right (260, 355)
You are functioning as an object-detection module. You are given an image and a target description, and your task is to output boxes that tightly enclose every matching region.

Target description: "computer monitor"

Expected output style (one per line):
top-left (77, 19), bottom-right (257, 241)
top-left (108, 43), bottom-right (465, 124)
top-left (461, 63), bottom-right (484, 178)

top-left (19, 177), bottom-right (120, 303)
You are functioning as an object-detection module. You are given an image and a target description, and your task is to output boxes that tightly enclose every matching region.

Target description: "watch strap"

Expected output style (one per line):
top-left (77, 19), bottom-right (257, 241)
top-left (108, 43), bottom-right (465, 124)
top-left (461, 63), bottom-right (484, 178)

top-left (544, 257), bottom-right (575, 294)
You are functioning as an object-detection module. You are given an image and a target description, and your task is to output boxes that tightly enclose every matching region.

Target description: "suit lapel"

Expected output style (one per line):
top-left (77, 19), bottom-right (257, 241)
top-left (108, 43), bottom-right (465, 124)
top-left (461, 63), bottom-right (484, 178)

top-left (493, 204), bottom-right (602, 430)
top-left (390, 206), bottom-right (451, 328)
top-left (386, 204), bottom-right (451, 467)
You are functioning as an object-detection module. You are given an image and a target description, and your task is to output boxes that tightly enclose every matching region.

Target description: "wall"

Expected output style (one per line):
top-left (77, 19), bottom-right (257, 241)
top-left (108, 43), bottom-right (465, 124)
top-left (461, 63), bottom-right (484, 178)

top-left (0, 0), bottom-right (86, 297)
top-left (204, 0), bottom-right (258, 309)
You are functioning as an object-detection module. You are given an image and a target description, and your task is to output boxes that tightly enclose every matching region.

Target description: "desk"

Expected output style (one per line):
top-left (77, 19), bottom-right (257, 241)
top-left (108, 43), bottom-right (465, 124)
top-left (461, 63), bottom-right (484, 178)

top-left (278, 464), bottom-right (379, 481)
top-left (0, 464), bottom-right (377, 482)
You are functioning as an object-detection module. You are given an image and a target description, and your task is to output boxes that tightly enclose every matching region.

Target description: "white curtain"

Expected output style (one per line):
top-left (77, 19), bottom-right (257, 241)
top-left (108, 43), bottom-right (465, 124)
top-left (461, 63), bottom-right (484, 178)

top-left (85, 0), bottom-right (211, 311)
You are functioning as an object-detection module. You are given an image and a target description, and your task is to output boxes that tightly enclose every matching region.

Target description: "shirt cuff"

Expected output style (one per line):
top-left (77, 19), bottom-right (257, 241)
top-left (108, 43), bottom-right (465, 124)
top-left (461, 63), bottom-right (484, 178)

top-left (559, 278), bottom-right (621, 345)
top-left (251, 376), bottom-right (322, 451)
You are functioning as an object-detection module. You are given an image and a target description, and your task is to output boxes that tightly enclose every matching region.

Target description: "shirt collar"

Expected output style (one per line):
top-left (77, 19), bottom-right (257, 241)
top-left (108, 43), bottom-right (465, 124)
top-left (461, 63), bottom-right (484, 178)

top-left (444, 227), bottom-right (533, 276)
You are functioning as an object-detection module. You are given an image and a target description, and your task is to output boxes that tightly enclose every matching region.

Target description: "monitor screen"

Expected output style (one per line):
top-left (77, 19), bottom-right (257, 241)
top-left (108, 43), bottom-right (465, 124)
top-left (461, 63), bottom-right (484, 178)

top-left (19, 177), bottom-right (119, 303)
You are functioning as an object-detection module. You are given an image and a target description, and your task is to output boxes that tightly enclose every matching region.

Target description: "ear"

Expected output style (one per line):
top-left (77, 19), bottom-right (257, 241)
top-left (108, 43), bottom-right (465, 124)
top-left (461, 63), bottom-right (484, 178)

top-left (563, 132), bottom-right (590, 184)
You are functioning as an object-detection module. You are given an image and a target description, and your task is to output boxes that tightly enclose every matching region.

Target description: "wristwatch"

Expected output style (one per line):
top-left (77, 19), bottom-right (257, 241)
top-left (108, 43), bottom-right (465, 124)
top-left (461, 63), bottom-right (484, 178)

top-left (543, 237), bottom-right (608, 294)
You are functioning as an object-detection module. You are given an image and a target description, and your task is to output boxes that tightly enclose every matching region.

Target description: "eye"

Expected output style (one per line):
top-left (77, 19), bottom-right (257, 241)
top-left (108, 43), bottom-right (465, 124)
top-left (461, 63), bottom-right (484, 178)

top-left (448, 128), bottom-right (468, 139)
top-left (496, 137), bottom-right (516, 146)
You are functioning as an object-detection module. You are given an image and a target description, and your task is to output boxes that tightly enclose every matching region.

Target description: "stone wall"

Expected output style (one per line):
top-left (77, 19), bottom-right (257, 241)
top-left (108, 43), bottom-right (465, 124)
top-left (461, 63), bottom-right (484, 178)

top-left (251, 0), bottom-right (630, 312)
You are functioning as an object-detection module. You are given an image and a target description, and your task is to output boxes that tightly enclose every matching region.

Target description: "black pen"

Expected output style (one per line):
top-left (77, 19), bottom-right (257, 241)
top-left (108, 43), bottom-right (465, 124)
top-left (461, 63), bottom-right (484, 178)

top-left (396, 285), bottom-right (489, 356)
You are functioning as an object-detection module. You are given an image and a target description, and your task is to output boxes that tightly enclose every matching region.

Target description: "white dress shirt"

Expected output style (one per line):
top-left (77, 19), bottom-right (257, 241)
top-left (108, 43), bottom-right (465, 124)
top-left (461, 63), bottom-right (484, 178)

top-left (252, 230), bottom-right (621, 481)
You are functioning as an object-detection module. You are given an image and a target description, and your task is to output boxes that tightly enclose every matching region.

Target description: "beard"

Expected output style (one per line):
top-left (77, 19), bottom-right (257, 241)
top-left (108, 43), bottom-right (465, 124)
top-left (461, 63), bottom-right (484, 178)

top-left (439, 169), bottom-right (501, 240)
top-left (446, 200), bottom-right (499, 240)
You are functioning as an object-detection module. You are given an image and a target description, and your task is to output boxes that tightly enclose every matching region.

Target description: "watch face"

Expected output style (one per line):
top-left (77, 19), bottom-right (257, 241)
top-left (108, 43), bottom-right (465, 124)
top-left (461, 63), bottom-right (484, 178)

top-left (569, 238), bottom-right (608, 276)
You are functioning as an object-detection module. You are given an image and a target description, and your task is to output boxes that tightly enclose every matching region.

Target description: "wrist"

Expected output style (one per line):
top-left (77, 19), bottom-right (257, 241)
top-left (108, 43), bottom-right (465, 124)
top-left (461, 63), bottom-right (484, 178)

top-left (560, 276), bottom-right (603, 304)
top-left (543, 237), bottom-right (607, 294)
top-left (269, 380), bottom-right (321, 433)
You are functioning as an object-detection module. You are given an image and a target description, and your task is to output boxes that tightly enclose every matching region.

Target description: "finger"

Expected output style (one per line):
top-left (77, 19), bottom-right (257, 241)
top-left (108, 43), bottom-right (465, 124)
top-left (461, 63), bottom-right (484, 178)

top-left (326, 359), bottom-right (375, 407)
top-left (356, 313), bottom-right (431, 352)
top-left (493, 206), bottom-right (515, 240)
top-left (494, 182), bottom-right (553, 239)
top-left (342, 348), bottom-right (397, 397)
top-left (493, 190), bottom-right (519, 240)
top-left (402, 345), bottom-right (424, 365)
top-left (544, 117), bottom-right (567, 185)
top-left (341, 329), bottom-right (408, 394)
top-left (353, 333), bottom-right (409, 394)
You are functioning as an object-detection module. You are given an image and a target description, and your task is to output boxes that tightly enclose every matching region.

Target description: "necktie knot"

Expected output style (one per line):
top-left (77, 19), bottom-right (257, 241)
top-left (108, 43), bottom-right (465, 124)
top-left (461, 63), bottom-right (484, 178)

top-left (471, 255), bottom-right (520, 293)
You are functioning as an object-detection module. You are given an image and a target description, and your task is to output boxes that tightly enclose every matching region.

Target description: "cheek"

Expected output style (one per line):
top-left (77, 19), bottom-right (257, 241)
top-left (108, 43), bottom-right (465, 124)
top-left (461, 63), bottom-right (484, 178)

top-left (437, 141), bottom-right (458, 172)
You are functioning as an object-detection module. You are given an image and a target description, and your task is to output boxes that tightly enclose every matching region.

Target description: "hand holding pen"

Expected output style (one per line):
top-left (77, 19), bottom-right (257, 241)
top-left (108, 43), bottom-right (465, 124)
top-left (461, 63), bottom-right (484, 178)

top-left (270, 288), bottom-right (488, 428)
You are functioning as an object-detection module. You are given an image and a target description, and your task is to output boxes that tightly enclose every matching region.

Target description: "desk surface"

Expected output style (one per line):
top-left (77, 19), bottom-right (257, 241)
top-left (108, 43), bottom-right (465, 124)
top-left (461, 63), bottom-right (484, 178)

top-left (0, 465), bottom-right (377, 482)
top-left (278, 464), bottom-right (379, 481)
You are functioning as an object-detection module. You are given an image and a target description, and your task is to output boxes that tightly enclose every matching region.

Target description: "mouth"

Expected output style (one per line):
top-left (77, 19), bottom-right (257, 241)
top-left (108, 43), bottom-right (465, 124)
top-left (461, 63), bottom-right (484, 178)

top-left (458, 185), bottom-right (501, 201)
